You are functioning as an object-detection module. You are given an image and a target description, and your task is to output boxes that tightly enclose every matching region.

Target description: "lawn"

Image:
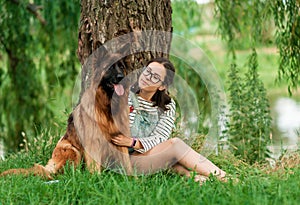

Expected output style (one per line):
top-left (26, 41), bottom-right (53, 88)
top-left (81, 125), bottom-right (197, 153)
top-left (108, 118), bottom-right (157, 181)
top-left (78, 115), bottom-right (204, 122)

top-left (1, 146), bottom-right (299, 204)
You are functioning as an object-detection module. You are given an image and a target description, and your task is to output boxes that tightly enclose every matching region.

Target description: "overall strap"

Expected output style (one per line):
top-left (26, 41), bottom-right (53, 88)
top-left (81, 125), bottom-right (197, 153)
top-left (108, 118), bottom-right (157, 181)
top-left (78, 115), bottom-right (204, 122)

top-left (129, 91), bottom-right (140, 109)
top-left (129, 91), bottom-right (164, 116)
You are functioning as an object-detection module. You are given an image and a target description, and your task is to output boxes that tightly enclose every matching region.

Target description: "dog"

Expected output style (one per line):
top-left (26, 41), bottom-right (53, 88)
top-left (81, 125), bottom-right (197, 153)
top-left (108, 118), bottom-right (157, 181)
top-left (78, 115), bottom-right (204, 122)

top-left (0, 54), bottom-right (133, 179)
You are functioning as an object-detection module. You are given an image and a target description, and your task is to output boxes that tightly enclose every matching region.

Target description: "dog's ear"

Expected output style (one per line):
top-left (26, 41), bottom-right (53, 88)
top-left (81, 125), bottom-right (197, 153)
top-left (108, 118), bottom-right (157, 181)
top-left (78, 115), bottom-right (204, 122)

top-left (92, 52), bottom-right (110, 87)
top-left (93, 47), bottom-right (108, 73)
top-left (80, 46), bottom-right (109, 91)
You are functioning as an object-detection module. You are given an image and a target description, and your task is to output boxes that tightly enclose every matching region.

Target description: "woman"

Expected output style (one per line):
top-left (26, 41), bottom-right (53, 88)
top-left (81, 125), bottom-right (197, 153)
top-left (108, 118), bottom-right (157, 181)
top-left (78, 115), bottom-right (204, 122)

top-left (111, 57), bottom-right (226, 183)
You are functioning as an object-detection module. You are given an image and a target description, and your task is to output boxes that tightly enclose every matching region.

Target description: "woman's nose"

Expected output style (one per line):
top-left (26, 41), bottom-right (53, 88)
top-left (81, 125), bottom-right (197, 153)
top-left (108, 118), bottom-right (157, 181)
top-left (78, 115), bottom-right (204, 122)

top-left (145, 74), bottom-right (151, 81)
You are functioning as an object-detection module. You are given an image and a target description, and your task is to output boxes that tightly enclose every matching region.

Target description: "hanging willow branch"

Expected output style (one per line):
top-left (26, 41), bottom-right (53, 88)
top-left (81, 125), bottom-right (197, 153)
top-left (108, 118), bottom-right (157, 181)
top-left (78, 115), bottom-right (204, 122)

top-left (0, 0), bottom-right (80, 151)
top-left (214, 0), bottom-right (241, 58)
top-left (215, 0), bottom-right (300, 94)
top-left (9, 0), bottom-right (47, 25)
top-left (272, 0), bottom-right (300, 94)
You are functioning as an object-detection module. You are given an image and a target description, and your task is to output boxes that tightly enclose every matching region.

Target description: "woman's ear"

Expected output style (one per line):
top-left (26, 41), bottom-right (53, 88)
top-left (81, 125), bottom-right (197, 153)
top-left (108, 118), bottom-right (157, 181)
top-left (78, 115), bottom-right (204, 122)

top-left (158, 84), bottom-right (166, 91)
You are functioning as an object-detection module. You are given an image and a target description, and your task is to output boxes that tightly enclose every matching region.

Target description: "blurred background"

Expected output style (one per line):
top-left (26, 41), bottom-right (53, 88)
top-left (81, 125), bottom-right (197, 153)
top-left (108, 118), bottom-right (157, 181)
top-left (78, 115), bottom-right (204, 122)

top-left (0, 0), bottom-right (299, 160)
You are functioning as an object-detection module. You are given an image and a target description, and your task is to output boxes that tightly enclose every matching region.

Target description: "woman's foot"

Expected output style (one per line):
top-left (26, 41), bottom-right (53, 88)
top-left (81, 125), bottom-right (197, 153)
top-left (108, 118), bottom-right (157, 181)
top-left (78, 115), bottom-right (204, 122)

top-left (215, 170), bottom-right (228, 182)
top-left (193, 175), bottom-right (208, 185)
top-left (217, 172), bottom-right (239, 184)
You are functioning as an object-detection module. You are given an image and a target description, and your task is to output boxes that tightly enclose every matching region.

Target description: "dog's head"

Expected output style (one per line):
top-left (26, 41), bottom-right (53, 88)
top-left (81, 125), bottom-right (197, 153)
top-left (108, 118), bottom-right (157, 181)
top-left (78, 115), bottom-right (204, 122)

top-left (98, 59), bottom-right (127, 99)
top-left (93, 55), bottom-right (129, 136)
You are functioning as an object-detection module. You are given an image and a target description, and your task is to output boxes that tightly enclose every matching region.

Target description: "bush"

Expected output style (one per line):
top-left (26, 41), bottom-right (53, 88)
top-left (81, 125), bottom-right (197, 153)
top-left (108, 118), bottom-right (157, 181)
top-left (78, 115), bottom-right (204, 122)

top-left (225, 49), bottom-right (272, 164)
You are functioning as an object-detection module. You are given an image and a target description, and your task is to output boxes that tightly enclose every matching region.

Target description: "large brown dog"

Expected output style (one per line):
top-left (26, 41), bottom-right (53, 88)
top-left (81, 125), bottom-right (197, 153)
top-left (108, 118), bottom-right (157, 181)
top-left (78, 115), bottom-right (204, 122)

top-left (0, 55), bottom-right (133, 179)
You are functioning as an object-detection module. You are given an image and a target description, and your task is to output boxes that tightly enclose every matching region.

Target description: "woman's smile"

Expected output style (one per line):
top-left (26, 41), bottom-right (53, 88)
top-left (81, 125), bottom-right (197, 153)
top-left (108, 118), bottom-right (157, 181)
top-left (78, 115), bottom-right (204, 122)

top-left (140, 79), bottom-right (150, 87)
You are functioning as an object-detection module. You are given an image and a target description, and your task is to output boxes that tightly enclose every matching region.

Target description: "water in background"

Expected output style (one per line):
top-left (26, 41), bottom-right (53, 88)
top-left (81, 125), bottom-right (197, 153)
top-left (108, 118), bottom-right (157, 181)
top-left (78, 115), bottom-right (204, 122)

top-left (269, 97), bottom-right (300, 158)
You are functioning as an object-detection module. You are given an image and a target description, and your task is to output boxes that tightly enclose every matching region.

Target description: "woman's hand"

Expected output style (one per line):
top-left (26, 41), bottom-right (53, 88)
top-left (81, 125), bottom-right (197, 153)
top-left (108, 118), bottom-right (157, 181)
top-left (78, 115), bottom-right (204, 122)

top-left (111, 134), bottom-right (132, 147)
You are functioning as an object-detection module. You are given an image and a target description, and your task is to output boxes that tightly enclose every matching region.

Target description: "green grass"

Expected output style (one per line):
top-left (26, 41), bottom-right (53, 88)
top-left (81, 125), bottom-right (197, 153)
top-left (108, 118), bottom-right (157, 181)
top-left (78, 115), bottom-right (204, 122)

top-left (1, 134), bottom-right (300, 205)
top-left (1, 159), bottom-right (299, 205)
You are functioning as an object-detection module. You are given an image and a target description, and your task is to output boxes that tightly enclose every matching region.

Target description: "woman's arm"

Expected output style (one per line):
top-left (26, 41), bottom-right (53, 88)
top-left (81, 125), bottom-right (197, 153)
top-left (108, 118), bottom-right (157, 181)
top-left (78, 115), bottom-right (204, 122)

top-left (112, 99), bottom-right (176, 152)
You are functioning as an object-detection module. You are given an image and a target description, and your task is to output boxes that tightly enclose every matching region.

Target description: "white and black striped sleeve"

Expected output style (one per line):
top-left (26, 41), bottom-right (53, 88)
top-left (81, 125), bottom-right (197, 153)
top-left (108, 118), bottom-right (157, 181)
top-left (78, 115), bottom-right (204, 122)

top-left (136, 99), bottom-right (176, 153)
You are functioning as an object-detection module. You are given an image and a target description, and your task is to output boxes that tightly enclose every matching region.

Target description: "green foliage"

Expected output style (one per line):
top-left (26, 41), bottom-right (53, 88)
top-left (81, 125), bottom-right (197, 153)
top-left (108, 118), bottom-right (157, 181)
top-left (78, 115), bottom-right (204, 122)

top-left (170, 56), bottom-right (210, 135)
top-left (215, 0), bottom-right (242, 55)
top-left (172, 0), bottom-right (204, 36)
top-left (272, 0), bottom-right (300, 94)
top-left (226, 49), bottom-right (272, 164)
top-left (215, 0), bottom-right (300, 92)
top-left (0, 0), bottom-right (80, 152)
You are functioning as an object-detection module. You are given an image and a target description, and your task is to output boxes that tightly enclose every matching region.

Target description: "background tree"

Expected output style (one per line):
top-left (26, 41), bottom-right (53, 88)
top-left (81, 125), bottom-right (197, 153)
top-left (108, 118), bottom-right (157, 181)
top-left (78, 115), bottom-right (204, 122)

top-left (0, 0), bottom-right (80, 152)
top-left (77, 0), bottom-right (172, 95)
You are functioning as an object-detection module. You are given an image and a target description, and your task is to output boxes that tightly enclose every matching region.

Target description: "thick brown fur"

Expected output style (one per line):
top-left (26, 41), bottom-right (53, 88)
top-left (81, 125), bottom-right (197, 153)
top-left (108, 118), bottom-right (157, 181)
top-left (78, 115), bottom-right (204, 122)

top-left (0, 59), bottom-right (133, 179)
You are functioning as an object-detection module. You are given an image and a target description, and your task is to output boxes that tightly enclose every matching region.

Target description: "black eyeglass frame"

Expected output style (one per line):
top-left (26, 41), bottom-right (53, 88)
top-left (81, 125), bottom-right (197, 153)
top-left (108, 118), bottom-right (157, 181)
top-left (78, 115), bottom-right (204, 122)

top-left (142, 66), bottom-right (163, 84)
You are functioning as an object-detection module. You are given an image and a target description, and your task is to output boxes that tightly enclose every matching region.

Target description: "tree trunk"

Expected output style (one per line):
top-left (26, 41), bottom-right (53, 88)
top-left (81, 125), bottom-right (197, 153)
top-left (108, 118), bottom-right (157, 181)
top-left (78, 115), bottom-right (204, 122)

top-left (77, 0), bottom-right (172, 96)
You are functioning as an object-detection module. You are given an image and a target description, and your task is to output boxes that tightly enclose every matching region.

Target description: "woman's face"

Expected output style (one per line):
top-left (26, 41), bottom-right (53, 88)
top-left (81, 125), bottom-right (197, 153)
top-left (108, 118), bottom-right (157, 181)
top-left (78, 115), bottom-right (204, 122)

top-left (138, 62), bottom-right (167, 92)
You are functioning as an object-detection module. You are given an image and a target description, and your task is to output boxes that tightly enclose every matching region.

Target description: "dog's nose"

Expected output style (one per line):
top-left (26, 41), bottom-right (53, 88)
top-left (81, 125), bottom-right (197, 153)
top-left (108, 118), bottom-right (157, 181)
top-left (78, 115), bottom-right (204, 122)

top-left (116, 73), bottom-right (124, 82)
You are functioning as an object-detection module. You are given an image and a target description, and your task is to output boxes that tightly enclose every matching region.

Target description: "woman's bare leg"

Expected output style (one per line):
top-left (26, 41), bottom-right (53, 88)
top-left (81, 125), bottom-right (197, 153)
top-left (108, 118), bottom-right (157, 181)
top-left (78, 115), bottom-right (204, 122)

top-left (172, 163), bottom-right (208, 184)
top-left (172, 163), bottom-right (191, 176)
top-left (130, 137), bottom-right (226, 180)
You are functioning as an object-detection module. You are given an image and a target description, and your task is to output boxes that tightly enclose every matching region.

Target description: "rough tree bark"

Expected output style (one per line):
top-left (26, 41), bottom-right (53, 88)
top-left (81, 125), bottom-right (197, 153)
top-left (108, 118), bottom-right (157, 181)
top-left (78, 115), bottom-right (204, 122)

top-left (77, 0), bottom-right (172, 97)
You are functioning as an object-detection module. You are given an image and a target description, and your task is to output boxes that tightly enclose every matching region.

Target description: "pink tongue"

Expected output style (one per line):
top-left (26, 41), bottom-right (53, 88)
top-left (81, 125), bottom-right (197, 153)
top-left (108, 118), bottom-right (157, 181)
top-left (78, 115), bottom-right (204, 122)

top-left (114, 84), bottom-right (125, 96)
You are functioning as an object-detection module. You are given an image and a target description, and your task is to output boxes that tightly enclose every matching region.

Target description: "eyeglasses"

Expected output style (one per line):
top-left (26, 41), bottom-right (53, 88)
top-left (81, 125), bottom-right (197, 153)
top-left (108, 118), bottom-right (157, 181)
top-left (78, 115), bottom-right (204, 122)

top-left (142, 66), bottom-right (162, 84)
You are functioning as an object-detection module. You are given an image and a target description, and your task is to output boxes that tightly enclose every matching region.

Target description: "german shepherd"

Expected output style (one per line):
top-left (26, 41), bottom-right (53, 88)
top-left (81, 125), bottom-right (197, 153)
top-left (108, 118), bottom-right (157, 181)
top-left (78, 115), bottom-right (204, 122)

top-left (0, 54), bottom-right (133, 179)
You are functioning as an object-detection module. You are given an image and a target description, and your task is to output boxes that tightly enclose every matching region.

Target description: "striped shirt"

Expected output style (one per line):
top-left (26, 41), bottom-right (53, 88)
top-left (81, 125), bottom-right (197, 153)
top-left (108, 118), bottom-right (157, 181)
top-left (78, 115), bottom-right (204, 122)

top-left (128, 93), bottom-right (176, 153)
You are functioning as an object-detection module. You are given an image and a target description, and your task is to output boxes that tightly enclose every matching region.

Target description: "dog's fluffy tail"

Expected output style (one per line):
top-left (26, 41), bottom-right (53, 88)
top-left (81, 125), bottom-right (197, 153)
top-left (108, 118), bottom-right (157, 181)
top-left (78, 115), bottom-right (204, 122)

top-left (0, 164), bottom-right (53, 180)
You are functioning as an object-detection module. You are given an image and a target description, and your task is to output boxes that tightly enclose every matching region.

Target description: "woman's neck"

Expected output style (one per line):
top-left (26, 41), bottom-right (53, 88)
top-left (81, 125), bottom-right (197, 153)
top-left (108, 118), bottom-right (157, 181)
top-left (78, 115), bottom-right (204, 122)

top-left (138, 90), bottom-right (155, 101)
